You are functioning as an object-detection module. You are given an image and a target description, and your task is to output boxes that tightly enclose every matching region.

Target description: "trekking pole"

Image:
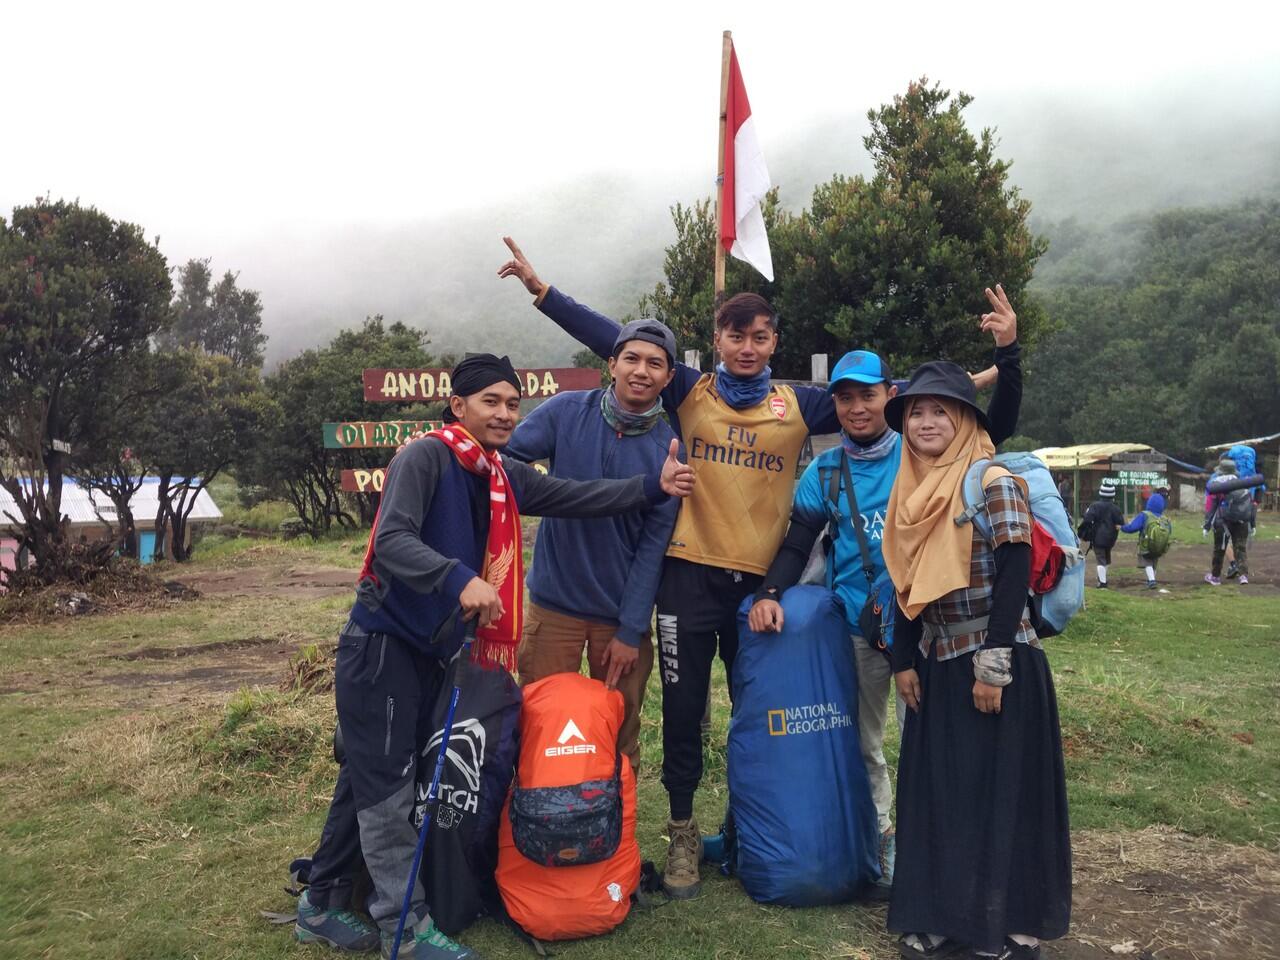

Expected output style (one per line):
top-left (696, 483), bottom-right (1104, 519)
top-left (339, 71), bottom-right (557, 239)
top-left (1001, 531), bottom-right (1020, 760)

top-left (388, 618), bottom-right (476, 960)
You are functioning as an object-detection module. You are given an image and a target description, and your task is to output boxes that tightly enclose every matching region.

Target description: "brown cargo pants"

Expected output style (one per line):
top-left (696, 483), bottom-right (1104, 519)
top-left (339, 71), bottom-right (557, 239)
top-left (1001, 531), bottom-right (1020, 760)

top-left (517, 601), bottom-right (653, 771)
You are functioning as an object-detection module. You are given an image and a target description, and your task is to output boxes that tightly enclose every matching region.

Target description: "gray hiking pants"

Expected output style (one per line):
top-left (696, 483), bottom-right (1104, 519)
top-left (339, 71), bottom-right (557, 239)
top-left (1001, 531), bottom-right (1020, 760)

top-left (854, 635), bottom-right (907, 835)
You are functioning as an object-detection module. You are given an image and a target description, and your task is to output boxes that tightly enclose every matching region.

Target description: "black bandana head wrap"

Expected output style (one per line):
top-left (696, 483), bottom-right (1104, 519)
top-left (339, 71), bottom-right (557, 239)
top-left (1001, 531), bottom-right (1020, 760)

top-left (443, 354), bottom-right (521, 423)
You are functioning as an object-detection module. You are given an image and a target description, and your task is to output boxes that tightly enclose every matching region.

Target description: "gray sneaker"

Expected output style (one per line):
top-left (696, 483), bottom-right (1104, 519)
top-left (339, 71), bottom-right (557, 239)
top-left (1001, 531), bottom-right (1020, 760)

top-left (381, 920), bottom-right (479, 960)
top-left (295, 890), bottom-right (379, 952)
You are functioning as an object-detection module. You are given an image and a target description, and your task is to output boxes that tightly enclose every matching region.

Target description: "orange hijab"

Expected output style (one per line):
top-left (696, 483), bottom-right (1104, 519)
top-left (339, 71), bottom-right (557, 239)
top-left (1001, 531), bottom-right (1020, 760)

top-left (883, 397), bottom-right (997, 620)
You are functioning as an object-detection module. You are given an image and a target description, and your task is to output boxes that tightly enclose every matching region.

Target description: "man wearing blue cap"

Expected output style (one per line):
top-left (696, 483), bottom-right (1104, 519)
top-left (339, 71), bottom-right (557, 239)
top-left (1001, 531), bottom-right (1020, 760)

top-left (504, 319), bottom-right (682, 770)
top-left (748, 285), bottom-right (1024, 897)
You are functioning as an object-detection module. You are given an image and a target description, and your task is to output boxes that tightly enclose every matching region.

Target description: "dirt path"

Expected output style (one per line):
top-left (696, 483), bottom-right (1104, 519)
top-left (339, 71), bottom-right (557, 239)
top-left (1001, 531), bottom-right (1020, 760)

top-left (169, 562), bottom-right (356, 600)
top-left (1054, 828), bottom-right (1279, 959)
top-left (1091, 532), bottom-right (1280, 595)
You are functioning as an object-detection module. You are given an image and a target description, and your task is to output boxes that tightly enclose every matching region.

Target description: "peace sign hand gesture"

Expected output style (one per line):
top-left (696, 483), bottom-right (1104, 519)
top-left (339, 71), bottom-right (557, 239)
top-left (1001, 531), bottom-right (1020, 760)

top-left (980, 284), bottom-right (1018, 348)
top-left (497, 236), bottom-right (545, 297)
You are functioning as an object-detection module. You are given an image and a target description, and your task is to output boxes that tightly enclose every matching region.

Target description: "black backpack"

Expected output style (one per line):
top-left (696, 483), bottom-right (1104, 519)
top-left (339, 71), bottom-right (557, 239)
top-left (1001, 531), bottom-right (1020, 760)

top-left (416, 642), bottom-right (522, 935)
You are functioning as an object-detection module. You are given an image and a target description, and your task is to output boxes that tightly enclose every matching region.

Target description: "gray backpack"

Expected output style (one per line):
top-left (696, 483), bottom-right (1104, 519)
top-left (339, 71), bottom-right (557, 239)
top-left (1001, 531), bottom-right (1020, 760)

top-left (1224, 488), bottom-right (1254, 524)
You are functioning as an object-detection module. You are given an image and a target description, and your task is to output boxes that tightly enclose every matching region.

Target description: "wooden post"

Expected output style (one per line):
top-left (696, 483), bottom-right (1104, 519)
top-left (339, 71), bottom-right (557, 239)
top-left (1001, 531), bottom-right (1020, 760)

top-left (714, 30), bottom-right (732, 303)
top-left (810, 353), bottom-right (828, 384)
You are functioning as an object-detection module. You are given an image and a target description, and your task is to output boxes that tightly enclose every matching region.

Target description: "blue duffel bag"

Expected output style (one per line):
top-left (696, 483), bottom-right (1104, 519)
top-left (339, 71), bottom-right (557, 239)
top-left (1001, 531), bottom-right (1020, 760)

top-left (726, 586), bottom-right (881, 905)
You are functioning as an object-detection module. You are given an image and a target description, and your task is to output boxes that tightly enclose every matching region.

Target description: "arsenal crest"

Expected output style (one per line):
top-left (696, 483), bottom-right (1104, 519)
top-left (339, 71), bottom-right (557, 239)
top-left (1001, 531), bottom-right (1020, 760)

top-left (769, 396), bottom-right (787, 420)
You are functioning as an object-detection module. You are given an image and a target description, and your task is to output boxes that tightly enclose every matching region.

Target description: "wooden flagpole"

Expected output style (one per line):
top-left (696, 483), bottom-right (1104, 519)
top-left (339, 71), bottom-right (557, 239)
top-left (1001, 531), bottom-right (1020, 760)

top-left (714, 30), bottom-right (732, 304)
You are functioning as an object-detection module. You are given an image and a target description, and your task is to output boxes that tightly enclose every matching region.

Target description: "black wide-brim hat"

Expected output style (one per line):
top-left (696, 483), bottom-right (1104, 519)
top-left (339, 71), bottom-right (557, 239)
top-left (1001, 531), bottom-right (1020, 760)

top-left (884, 360), bottom-right (990, 435)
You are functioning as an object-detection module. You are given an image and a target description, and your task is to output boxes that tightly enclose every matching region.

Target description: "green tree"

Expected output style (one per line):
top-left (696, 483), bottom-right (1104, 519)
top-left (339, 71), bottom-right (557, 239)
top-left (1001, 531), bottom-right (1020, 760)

top-left (137, 349), bottom-right (269, 561)
top-left (245, 316), bottom-right (436, 537)
top-left (160, 258), bottom-right (267, 368)
top-left (1022, 201), bottom-right (1280, 455)
top-left (0, 198), bottom-right (171, 582)
top-left (69, 352), bottom-right (169, 559)
top-left (633, 80), bottom-right (1047, 378)
top-left (782, 79), bottom-right (1048, 374)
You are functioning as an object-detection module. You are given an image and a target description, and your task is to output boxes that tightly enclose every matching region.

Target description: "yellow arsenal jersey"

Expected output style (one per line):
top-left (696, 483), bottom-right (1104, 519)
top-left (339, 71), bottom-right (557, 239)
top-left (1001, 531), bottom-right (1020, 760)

top-left (667, 375), bottom-right (814, 575)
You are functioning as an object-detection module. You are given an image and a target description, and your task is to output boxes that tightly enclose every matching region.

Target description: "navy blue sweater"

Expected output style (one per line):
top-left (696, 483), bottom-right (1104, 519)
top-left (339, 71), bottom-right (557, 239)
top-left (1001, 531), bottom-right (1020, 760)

top-left (351, 436), bottom-right (666, 656)
top-left (505, 389), bottom-right (680, 647)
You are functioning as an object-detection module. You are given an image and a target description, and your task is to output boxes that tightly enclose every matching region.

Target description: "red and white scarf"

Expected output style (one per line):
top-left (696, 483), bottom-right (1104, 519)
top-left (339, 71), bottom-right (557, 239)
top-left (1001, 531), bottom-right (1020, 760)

top-left (358, 424), bottom-right (523, 670)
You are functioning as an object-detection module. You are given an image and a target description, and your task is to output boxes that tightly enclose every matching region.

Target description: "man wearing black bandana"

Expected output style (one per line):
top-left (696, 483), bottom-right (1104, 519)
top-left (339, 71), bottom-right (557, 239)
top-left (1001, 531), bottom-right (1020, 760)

top-left (504, 319), bottom-right (681, 772)
top-left (298, 353), bottom-right (694, 959)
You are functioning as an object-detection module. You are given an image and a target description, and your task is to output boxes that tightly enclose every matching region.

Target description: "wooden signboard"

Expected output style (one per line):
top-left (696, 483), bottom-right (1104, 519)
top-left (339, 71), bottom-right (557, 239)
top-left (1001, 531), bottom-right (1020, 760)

top-left (340, 460), bottom-right (547, 493)
top-left (362, 367), bottom-right (601, 403)
top-left (323, 421), bottom-right (441, 449)
top-left (341, 468), bottom-right (388, 493)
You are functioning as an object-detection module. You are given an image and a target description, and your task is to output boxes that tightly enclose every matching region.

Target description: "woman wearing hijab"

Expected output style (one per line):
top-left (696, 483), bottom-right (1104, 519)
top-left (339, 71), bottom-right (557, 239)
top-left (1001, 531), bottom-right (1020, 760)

top-left (881, 362), bottom-right (1071, 960)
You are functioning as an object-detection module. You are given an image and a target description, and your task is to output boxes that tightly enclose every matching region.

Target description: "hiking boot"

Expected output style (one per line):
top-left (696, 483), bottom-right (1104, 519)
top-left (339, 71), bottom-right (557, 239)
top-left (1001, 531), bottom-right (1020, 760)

top-left (294, 890), bottom-right (379, 952)
top-left (1226, 561), bottom-right (1240, 579)
top-left (1238, 575), bottom-right (1249, 585)
top-left (381, 920), bottom-right (479, 960)
top-left (663, 817), bottom-right (703, 899)
top-left (864, 827), bottom-right (896, 901)
top-left (1146, 580), bottom-right (1158, 590)
top-left (1204, 573), bottom-right (1222, 586)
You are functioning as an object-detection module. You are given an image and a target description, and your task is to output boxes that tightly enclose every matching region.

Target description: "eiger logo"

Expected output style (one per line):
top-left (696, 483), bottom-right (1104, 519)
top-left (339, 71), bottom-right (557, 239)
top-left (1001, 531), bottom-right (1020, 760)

top-left (557, 718), bottom-right (586, 744)
top-left (545, 717), bottom-right (597, 757)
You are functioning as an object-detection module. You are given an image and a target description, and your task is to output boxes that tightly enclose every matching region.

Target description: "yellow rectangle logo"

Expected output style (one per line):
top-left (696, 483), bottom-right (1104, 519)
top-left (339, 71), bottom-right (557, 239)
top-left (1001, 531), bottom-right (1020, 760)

top-left (767, 710), bottom-right (787, 736)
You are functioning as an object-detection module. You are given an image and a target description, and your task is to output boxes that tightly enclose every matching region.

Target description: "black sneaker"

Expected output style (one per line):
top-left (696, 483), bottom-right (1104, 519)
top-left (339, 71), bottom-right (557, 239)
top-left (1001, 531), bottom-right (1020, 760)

top-left (1146, 581), bottom-right (1158, 590)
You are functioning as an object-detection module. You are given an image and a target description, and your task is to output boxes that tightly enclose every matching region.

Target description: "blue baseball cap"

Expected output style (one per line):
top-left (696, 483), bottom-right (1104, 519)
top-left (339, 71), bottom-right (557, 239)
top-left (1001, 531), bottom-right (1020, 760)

top-left (828, 350), bottom-right (892, 392)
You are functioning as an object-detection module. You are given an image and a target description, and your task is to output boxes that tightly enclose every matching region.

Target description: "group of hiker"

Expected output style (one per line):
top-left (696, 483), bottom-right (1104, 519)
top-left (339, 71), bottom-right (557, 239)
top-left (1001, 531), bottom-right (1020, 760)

top-left (1077, 445), bottom-right (1264, 591)
top-left (292, 236), bottom-right (1072, 960)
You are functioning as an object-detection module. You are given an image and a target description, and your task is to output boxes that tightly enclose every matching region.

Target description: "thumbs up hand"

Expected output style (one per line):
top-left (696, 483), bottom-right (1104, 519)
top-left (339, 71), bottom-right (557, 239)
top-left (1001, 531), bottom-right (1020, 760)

top-left (660, 438), bottom-right (696, 498)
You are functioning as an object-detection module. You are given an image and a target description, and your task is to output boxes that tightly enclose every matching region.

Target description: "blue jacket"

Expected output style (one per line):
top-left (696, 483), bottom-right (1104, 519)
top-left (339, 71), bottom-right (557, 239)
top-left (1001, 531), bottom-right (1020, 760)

top-left (791, 440), bottom-right (901, 634)
top-left (505, 389), bottom-right (680, 647)
top-left (1121, 492), bottom-right (1166, 533)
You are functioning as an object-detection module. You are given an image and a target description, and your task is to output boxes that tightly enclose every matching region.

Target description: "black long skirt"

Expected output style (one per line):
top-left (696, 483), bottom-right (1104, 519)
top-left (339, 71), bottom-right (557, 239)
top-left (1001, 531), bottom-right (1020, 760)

top-left (887, 642), bottom-right (1072, 954)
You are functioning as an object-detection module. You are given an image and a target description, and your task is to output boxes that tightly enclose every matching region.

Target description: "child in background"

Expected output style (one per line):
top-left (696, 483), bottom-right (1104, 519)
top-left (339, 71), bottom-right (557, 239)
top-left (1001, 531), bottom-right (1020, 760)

top-left (1121, 488), bottom-right (1171, 590)
top-left (1078, 478), bottom-right (1125, 588)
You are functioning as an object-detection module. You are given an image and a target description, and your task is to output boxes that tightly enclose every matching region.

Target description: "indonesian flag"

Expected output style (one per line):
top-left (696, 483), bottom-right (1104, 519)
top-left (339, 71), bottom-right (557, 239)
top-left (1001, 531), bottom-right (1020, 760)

top-left (719, 44), bottom-right (774, 282)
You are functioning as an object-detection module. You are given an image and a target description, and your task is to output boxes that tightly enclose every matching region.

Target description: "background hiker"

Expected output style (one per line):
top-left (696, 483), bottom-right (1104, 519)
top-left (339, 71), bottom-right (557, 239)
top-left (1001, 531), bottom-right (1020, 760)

top-left (1204, 456), bottom-right (1253, 585)
top-left (504, 319), bottom-right (682, 771)
top-left (1079, 478), bottom-right (1125, 588)
top-left (300, 355), bottom-right (692, 960)
top-left (884, 364), bottom-right (1071, 960)
top-left (1120, 488), bottom-right (1171, 590)
top-left (745, 285), bottom-right (1022, 897)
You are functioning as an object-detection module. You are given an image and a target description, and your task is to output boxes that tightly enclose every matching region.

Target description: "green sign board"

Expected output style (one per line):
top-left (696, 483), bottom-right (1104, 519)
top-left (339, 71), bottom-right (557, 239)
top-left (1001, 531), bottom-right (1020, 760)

top-left (323, 421), bottom-right (441, 449)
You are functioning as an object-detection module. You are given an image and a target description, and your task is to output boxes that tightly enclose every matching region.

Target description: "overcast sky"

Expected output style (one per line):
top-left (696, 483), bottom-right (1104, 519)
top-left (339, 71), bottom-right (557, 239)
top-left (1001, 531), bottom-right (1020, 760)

top-left (4, 0), bottom-right (1278, 342)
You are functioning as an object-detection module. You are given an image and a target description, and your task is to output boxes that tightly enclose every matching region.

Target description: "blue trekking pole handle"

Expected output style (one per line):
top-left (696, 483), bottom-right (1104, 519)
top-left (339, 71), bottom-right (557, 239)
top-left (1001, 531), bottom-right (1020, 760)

top-left (388, 619), bottom-right (475, 960)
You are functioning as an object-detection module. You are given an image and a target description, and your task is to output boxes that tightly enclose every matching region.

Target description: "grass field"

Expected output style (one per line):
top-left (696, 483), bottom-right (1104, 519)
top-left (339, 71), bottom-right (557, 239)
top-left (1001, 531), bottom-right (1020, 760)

top-left (1, 527), bottom-right (1277, 960)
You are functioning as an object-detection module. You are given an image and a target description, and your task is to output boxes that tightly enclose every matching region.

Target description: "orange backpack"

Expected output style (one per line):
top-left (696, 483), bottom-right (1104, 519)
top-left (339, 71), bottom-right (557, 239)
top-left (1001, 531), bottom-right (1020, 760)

top-left (496, 673), bottom-right (640, 940)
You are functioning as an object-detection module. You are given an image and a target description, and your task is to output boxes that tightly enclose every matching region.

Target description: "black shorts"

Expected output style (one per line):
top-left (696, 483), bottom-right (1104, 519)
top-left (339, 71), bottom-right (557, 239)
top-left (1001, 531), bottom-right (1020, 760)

top-left (1092, 545), bottom-right (1112, 565)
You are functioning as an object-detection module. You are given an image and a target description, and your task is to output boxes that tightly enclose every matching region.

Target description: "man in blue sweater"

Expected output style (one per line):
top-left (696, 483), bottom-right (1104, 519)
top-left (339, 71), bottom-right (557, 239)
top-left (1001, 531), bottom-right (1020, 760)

top-left (297, 355), bottom-right (693, 960)
top-left (504, 319), bottom-right (681, 770)
top-left (748, 287), bottom-right (1022, 897)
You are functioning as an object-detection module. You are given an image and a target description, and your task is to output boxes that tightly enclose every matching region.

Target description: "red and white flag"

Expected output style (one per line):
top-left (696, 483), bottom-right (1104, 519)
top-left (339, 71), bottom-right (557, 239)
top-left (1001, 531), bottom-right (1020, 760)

top-left (719, 43), bottom-right (774, 282)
